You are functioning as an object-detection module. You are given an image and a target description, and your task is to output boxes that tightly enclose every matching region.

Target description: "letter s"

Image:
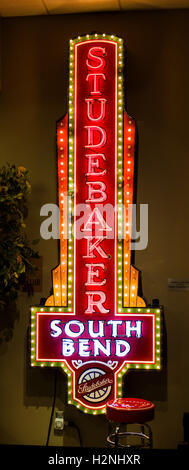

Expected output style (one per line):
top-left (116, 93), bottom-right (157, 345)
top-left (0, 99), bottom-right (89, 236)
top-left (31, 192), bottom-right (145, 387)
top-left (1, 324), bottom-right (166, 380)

top-left (86, 47), bottom-right (105, 70)
top-left (50, 320), bottom-right (62, 337)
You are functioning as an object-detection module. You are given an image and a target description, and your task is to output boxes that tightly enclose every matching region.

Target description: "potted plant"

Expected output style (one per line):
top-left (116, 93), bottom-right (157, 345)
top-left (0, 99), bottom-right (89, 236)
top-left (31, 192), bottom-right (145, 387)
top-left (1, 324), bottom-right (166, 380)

top-left (0, 163), bottom-right (39, 342)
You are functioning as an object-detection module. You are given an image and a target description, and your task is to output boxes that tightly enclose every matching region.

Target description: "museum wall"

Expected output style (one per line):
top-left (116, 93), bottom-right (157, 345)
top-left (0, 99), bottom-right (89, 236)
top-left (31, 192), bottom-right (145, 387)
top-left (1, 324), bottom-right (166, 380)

top-left (0, 9), bottom-right (188, 448)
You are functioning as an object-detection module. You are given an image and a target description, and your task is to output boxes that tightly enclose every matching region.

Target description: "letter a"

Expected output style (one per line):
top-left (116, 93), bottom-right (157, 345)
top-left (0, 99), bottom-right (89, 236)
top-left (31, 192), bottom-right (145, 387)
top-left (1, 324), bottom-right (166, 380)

top-left (82, 208), bottom-right (112, 233)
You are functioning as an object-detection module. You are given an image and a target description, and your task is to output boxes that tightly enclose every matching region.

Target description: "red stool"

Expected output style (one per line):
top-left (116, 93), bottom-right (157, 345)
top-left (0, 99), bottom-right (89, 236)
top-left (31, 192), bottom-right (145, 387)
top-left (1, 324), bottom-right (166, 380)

top-left (106, 398), bottom-right (155, 448)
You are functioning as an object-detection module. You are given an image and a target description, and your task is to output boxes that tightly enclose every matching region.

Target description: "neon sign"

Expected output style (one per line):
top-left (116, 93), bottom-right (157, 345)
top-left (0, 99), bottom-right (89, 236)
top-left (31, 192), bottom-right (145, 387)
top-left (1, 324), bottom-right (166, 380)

top-left (31, 34), bottom-right (162, 415)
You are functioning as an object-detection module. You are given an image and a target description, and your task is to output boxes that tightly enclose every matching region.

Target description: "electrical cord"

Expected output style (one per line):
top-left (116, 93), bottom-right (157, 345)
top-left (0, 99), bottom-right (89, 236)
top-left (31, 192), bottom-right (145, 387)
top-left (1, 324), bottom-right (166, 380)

top-left (46, 369), bottom-right (58, 446)
top-left (45, 369), bottom-right (83, 447)
top-left (67, 421), bottom-right (83, 447)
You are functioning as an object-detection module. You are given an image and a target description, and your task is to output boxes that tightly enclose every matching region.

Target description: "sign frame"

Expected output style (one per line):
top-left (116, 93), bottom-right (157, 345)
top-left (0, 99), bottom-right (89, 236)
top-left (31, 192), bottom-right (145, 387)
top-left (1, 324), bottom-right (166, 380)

top-left (30, 33), bottom-right (162, 415)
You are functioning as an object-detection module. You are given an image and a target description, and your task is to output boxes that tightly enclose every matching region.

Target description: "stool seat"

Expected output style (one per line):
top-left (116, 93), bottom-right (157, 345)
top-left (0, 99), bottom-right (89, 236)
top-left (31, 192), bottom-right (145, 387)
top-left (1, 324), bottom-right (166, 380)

top-left (106, 398), bottom-right (155, 424)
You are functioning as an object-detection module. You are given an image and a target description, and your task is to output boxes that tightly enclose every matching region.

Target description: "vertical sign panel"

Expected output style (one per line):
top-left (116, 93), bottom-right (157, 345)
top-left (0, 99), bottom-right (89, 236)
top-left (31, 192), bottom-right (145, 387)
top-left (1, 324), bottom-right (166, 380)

top-left (75, 40), bottom-right (117, 318)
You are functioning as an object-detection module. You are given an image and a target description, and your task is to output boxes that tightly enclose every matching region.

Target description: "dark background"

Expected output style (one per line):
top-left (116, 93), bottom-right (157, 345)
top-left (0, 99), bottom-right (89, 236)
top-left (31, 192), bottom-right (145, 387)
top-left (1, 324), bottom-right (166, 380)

top-left (0, 9), bottom-right (188, 448)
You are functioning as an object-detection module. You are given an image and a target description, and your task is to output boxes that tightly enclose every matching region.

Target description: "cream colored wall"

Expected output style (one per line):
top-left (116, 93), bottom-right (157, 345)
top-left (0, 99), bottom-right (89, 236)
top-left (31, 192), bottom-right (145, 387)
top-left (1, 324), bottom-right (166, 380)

top-left (0, 10), bottom-right (188, 448)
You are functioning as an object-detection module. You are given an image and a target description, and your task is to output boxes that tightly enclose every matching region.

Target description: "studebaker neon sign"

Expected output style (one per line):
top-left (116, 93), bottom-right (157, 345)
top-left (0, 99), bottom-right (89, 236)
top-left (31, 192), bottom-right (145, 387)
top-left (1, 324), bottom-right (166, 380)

top-left (30, 34), bottom-right (162, 414)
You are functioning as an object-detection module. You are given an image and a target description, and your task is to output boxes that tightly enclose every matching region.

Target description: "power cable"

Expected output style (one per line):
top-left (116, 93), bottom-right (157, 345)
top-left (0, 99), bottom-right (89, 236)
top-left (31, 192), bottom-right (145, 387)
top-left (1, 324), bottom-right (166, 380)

top-left (46, 369), bottom-right (58, 446)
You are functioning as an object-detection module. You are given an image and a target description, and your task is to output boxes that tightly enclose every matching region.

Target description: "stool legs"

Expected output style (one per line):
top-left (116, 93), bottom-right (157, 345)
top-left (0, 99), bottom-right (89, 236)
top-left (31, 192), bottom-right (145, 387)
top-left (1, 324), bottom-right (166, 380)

top-left (141, 425), bottom-right (145, 448)
top-left (107, 422), bottom-right (153, 449)
top-left (115, 425), bottom-right (120, 448)
top-left (147, 423), bottom-right (153, 449)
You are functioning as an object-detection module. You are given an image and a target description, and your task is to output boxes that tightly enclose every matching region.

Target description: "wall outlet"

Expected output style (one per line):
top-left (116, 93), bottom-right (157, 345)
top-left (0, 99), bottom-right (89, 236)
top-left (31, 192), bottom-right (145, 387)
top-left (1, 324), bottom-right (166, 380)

top-left (54, 410), bottom-right (64, 431)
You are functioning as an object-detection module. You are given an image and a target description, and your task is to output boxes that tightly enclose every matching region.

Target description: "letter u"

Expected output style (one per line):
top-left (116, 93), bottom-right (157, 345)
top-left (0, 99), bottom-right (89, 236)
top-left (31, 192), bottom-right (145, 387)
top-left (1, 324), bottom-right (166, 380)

top-left (85, 98), bottom-right (106, 121)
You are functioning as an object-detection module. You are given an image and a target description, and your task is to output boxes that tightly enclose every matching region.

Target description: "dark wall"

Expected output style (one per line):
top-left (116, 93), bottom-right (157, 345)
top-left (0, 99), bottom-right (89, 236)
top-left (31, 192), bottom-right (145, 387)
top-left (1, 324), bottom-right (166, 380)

top-left (0, 10), bottom-right (189, 448)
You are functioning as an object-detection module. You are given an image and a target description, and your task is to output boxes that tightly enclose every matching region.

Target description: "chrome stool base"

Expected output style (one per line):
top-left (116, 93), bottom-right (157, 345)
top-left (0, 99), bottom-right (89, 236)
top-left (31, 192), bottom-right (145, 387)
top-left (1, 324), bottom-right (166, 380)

top-left (107, 422), bottom-right (153, 448)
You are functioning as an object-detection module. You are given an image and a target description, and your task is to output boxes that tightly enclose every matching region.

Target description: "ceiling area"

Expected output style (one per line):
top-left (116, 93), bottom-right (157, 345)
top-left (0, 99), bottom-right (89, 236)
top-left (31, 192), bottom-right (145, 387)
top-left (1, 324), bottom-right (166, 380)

top-left (0, 0), bottom-right (189, 17)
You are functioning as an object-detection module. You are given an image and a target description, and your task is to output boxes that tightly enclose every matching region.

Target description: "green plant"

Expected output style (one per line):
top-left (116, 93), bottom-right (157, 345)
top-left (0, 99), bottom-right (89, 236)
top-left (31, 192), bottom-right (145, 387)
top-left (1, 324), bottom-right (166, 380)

top-left (0, 163), bottom-right (39, 309)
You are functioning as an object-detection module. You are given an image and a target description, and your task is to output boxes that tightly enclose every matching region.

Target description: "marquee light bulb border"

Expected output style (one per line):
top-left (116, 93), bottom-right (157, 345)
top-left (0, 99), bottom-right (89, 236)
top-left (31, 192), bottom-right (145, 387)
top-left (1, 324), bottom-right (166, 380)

top-left (30, 33), bottom-right (162, 415)
top-left (30, 306), bottom-right (161, 415)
